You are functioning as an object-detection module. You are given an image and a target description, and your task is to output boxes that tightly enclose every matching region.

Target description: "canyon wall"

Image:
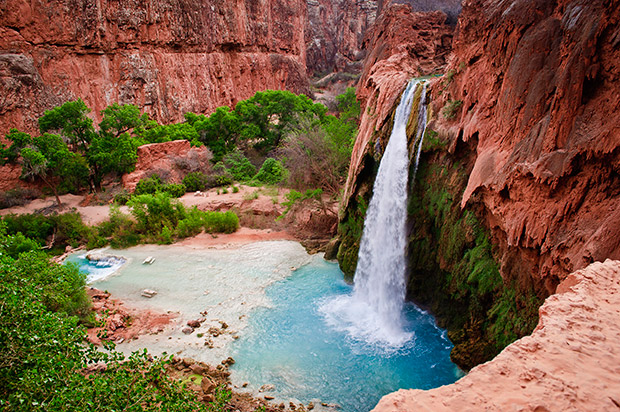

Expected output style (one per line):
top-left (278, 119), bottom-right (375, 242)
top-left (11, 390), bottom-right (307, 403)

top-left (432, 0), bottom-right (620, 295)
top-left (339, 0), bottom-right (620, 369)
top-left (0, 0), bottom-right (310, 135)
top-left (305, 0), bottom-right (378, 76)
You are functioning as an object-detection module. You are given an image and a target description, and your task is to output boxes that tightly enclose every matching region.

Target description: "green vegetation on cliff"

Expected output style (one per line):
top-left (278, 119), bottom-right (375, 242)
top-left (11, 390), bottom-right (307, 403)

top-left (406, 135), bottom-right (541, 369)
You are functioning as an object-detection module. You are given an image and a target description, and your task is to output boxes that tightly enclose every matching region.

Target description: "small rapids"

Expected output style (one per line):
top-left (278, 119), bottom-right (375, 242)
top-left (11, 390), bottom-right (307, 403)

top-left (65, 251), bottom-right (126, 282)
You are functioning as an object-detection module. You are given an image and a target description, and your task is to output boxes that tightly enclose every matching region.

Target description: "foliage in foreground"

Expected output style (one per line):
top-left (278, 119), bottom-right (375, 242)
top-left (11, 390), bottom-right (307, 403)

top-left (0, 226), bottom-right (212, 411)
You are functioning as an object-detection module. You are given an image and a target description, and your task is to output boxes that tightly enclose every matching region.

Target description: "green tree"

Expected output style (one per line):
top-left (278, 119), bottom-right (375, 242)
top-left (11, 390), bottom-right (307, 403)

top-left (19, 134), bottom-right (88, 206)
top-left (192, 106), bottom-right (241, 161)
top-left (0, 129), bottom-right (32, 165)
top-left (336, 87), bottom-right (361, 124)
top-left (38, 99), bottom-right (95, 154)
top-left (99, 103), bottom-right (155, 138)
top-left (234, 90), bottom-right (327, 152)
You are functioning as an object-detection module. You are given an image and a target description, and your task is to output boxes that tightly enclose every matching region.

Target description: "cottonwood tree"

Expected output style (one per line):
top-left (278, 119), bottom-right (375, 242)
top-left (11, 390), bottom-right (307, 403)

top-left (19, 134), bottom-right (88, 206)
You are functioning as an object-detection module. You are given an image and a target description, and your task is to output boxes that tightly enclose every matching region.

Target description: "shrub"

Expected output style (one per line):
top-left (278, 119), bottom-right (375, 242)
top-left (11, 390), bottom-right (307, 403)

top-left (232, 185), bottom-right (239, 193)
top-left (0, 187), bottom-right (39, 209)
top-left (113, 190), bottom-right (131, 205)
top-left (183, 171), bottom-right (209, 192)
top-left (202, 211), bottom-right (239, 234)
top-left (2, 212), bottom-right (93, 254)
top-left (164, 183), bottom-right (186, 198)
top-left (215, 151), bottom-right (256, 182)
top-left (176, 207), bottom-right (205, 238)
top-left (255, 158), bottom-right (286, 184)
top-left (134, 175), bottom-right (186, 198)
top-left (134, 174), bottom-right (163, 195)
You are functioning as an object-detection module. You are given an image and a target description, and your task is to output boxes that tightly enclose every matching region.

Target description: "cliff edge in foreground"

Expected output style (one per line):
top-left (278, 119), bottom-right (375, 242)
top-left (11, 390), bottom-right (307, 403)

top-left (373, 259), bottom-right (620, 412)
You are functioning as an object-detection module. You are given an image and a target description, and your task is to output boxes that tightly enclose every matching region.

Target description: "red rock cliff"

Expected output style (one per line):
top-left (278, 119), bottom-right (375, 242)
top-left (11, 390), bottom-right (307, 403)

top-left (432, 0), bottom-right (620, 293)
top-left (0, 0), bottom-right (310, 135)
top-left (305, 0), bottom-right (378, 76)
top-left (346, 0), bottom-right (620, 294)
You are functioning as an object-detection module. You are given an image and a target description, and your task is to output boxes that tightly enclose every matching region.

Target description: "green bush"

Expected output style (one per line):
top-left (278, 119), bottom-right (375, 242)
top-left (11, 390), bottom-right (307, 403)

top-left (183, 171), bottom-right (209, 192)
top-left (202, 211), bottom-right (239, 234)
top-left (176, 207), bottom-right (205, 238)
top-left (213, 151), bottom-right (256, 182)
top-left (254, 158), bottom-right (286, 184)
top-left (2, 212), bottom-right (93, 254)
top-left (112, 190), bottom-right (131, 205)
top-left (134, 174), bottom-right (164, 195)
top-left (164, 183), bottom-right (187, 198)
top-left (134, 175), bottom-right (186, 198)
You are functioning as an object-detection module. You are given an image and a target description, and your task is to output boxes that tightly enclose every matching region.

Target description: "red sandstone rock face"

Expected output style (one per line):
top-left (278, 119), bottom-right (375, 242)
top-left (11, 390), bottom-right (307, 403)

top-left (305, 0), bottom-right (378, 76)
top-left (343, 3), bottom-right (453, 205)
top-left (429, 0), bottom-right (620, 293)
top-left (0, 0), bottom-right (310, 135)
top-left (121, 139), bottom-right (212, 192)
top-left (373, 259), bottom-right (620, 411)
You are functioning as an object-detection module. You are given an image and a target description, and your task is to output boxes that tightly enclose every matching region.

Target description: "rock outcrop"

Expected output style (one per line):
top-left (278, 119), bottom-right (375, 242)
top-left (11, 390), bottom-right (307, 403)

top-left (0, 0), bottom-right (310, 135)
top-left (121, 140), bottom-right (212, 191)
top-left (373, 259), bottom-right (620, 412)
top-left (305, 0), bottom-right (378, 76)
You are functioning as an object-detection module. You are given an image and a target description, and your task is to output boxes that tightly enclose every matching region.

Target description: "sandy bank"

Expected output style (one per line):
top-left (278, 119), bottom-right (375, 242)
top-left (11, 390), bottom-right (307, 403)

top-left (373, 259), bottom-right (620, 412)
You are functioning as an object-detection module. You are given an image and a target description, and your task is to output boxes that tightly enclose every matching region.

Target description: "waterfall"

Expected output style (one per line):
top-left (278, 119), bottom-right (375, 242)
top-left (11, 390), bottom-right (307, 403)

top-left (412, 83), bottom-right (428, 180)
top-left (320, 80), bottom-right (427, 351)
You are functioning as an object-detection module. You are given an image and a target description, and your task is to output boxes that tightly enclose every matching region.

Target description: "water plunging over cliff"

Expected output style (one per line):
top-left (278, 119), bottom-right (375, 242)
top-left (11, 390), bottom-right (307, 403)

top-left (321, 80), bottom-right (421, 349)
top-left (413, 83), bottom-right (428, 180)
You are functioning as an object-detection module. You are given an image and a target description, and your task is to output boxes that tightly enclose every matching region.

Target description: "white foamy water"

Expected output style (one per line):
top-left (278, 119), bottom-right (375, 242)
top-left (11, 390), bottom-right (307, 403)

top-left (65, 251), bottom-right (126, 283)
top-left (320, 80), bottom-right (426, 351)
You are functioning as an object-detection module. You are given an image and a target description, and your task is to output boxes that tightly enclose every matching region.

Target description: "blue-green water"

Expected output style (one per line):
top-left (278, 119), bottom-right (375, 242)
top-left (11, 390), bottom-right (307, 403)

top-left (231, 256), bottom-right (462, 411)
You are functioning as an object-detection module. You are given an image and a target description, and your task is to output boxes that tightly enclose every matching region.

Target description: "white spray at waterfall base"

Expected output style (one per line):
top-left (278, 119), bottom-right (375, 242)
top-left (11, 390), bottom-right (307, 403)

top-left (320, 80), bottom-right (429, 352)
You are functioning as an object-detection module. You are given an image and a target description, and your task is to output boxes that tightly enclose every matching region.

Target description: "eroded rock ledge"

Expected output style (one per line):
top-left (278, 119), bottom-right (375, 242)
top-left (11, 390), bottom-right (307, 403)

top-left (373, 259), bottom-right (620, 412)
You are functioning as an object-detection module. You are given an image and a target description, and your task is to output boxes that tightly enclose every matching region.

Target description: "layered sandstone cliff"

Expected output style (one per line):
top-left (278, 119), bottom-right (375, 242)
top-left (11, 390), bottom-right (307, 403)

top-left (373, 259), bottom-right (620, 412)
top-left (433, 0), bottom-right (620, 293)
top-left (305, 0), bottom-right (378, 76)
top-left (0, 0), bottom-right (310, 135)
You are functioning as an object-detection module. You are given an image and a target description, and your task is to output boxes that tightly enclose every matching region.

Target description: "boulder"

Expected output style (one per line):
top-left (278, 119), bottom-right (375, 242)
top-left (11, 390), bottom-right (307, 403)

top-left (187, 319), bottom-right (202, 328)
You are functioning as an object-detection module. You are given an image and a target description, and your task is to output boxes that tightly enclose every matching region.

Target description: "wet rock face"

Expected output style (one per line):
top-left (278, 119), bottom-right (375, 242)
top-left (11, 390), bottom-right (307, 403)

top-left (0, 0), bottom-right (310, 134)
top-left (432, 0), bottom-right (620, 293)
